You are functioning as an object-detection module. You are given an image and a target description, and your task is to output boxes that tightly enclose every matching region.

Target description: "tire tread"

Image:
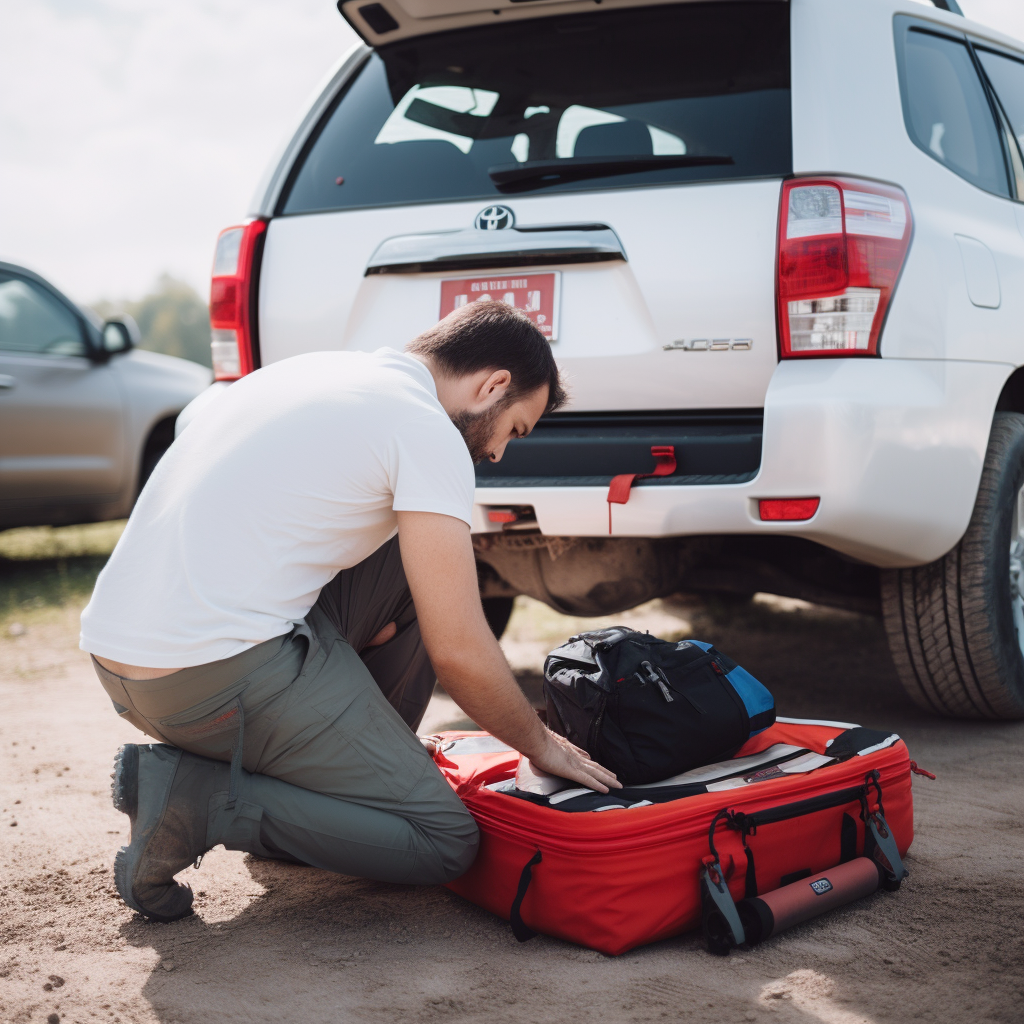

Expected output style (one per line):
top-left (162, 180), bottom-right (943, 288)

top-left (882, 413), bottom-right (1024, 720)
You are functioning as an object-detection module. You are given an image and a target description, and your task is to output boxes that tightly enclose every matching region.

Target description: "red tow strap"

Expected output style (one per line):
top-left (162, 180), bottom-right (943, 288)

top-left (607, 445), bottom-right (676, 534)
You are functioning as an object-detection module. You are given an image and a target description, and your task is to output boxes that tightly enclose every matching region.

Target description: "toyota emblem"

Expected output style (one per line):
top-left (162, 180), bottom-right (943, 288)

top-left (475, 205), bottom-right (515, 231)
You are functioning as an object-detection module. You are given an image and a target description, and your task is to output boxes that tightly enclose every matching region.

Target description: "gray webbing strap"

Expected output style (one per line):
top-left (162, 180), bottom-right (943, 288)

top-left (868, 812), bottom-right (908, 883)
top-left (701, 859), bottom-right (746, 947)
top-left (861, 770), bottom-right (908, 885)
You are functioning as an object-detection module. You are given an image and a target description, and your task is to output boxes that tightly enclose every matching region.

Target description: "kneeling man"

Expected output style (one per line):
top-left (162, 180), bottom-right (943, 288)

top-left (80, 301), bottom-right (619, 921)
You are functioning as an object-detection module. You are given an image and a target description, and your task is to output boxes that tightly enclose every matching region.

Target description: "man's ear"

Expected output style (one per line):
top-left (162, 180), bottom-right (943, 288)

top-left (477, 369), bottom-right (511, 409)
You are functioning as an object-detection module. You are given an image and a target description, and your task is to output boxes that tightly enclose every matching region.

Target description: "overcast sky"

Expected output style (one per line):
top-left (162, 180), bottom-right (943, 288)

top-left (0, 0), bottom-right (1022, 306)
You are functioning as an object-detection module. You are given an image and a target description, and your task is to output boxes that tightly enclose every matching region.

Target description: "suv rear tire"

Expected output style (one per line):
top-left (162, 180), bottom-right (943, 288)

top-left (881, 412), bottom-right (1024, 719)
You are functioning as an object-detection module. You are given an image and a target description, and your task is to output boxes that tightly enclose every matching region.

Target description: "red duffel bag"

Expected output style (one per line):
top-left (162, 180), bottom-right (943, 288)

top-left (432, 717), bottom-right (918, 956)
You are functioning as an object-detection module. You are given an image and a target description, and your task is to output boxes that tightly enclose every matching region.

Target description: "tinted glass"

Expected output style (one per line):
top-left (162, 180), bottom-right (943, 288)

top-left (0, 275), bottom-right (86, 357)
top-left (977, 49), bottom-right (1024, 161)
top-left (902, 29), bottom-right (1009, 197)
top-left (282, 2), bottom-right (791, 214)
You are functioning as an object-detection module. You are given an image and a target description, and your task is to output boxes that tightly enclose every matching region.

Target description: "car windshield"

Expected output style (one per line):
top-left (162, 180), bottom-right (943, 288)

top-left (281, 1), bottom-right (791, 215)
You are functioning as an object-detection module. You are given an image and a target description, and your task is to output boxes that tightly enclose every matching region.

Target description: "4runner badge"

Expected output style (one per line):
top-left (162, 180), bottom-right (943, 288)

top-left (664, 338), bottom-right (753, 351)
top-left (475, 205), bottom-right (515, 231)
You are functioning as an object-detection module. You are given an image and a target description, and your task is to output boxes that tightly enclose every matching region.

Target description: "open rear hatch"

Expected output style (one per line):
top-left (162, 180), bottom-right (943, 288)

top-left (263, 1), bottom-right (790, 485)
top-left (339, 0), bottom-right (785, 47)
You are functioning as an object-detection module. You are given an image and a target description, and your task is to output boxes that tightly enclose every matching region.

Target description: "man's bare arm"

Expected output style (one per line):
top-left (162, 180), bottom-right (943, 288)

top-left (397, 510), bottom-right (620, 794)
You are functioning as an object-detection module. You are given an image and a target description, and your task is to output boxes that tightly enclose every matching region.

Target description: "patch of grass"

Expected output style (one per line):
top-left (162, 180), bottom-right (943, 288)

top-left (0, 521), bottom-right (126, 627)
top-left (0, 521), bottom-right (126, 561)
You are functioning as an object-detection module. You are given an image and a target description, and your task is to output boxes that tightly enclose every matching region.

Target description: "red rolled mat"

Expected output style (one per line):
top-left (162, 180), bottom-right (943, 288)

top-left (738, 857), bottom-right (883, 944)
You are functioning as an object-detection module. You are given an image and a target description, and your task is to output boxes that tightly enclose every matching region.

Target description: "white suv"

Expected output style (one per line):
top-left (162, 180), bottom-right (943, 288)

top-left (191, 0), bottom-right (1024, 720)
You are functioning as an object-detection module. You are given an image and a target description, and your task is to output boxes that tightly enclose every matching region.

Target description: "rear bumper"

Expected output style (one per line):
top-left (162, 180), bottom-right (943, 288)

top-left (472, 358), bottom-right (1014, 568)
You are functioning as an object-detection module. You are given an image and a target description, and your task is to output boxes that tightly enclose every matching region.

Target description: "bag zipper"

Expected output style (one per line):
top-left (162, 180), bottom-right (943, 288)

top-left (463, 748), bottom-right (909, 855)
top-left (730, 784), bottom-right (868, 829)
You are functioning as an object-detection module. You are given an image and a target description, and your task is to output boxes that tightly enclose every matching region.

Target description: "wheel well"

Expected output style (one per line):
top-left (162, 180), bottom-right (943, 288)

top-left (138, 415), bottom-right (178, 495)
top-left (995, 366), bottom-right (1024, 414)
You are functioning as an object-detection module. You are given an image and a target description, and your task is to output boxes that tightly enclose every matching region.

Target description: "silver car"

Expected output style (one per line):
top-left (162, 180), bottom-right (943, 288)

top-left (0, 261), bottom-right (211, 530)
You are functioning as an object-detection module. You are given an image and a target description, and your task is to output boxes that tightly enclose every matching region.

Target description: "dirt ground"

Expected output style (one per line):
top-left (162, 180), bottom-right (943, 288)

top-left (1, 525), bottom-right (1022, 1024)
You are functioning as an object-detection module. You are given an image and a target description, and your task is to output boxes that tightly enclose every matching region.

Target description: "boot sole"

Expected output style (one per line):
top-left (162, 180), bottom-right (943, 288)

top-left (111, 745), bottom-right (145, 917)
top-left (112, 743), bottom-right (139, 818)
top-left (111, 744), bottom-right (193, 923)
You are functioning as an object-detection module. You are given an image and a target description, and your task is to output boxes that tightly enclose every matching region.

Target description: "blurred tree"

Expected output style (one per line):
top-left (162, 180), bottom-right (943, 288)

top-left (91, 275), bottom-right (211, 368)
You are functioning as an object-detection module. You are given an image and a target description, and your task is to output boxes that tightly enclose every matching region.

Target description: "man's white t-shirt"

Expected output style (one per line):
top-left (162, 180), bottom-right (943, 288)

top-left (80, 349), bottom-right (475, 668)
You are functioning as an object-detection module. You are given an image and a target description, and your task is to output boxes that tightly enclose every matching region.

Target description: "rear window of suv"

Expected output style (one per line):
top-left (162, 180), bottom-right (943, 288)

top-left (280, 1), bottom-right (791, 215)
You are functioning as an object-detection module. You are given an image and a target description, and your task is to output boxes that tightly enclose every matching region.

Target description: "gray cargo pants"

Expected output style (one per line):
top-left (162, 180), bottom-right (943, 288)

top-left (92, 537), bottom-right (479, 886)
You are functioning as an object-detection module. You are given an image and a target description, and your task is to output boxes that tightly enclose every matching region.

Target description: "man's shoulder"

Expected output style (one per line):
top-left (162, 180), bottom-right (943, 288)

top-left (262, 350), bottom-right (434, 400)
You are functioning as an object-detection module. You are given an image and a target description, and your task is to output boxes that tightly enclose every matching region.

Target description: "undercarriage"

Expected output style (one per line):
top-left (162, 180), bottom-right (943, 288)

top-left (474, 532), bottom-right (881, 619)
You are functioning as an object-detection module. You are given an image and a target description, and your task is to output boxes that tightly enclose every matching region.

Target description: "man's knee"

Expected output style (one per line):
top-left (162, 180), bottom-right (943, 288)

top-left (434, 814), bottom-right (480, 883)
top-left (414, 805), bottom-right (480, 885)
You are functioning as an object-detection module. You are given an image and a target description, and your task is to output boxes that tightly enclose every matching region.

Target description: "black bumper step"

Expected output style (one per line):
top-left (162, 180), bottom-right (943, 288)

top-left (475, 409), bottom-right (763, 487)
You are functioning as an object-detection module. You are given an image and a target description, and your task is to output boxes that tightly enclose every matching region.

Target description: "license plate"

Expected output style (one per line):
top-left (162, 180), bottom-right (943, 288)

top-left (439, 272), bottom-right (560, 341)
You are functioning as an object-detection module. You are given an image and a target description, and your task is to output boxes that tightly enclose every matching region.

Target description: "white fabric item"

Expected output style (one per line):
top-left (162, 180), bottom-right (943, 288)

top-left (776, 715), bottom-right (858, 729)
top-left (80, 349), bottom-right (475, 668)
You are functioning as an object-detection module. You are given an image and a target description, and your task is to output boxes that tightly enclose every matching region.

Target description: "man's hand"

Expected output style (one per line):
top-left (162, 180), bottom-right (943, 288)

top-left (527, 730), bottom-right (621, 794)
top-left (397, 510), bottom-right (621, 794)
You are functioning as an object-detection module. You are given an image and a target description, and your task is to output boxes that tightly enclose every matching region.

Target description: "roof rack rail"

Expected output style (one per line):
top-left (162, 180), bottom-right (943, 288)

top-left (931, 0), bottom-right (963, 15)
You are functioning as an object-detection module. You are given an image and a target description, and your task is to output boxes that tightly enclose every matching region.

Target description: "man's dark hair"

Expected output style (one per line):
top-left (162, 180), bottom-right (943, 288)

top-left (407, 301), bottom-right (567, 413)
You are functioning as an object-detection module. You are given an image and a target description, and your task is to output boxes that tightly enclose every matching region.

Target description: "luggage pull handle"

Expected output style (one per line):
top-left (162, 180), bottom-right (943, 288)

top-left (700, 772), bottom-right (907, 954)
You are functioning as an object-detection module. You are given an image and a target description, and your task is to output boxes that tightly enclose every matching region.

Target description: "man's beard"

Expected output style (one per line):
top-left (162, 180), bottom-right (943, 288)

top-left (450, 404), bottom-right (504, 465)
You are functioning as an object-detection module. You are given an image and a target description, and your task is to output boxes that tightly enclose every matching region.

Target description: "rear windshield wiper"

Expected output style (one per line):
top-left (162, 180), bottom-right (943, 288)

top-left (488, 155), bottom-right (734, 193)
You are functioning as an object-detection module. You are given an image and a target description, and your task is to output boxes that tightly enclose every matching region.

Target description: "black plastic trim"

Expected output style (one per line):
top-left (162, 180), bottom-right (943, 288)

top-left (247, 222), bottom-right (269, 371)
top-left (357, 3), bottom-right (398, 35)
top-left (475, 409), bottom-right (763, 485)
top-left (474, 472), bottom-right (758, 488)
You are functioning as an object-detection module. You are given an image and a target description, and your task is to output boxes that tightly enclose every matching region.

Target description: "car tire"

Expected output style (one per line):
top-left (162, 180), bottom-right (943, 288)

top-left (482, 596), bottom-right (515, 639)
top-left (881, 412), bottom-right (1024, 719)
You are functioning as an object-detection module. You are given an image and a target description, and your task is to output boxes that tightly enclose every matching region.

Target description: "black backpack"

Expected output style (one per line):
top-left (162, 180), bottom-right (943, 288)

top-left (543, 627), bottom-right (776, 786)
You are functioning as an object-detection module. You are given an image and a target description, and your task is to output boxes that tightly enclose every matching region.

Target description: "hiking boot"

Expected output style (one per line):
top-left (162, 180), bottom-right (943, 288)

top-left (111, 743), bottom-right (226, 922)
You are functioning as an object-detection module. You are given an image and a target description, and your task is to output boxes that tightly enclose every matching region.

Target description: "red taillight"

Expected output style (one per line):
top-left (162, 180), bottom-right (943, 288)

top-left (759, 498), bottom-right (820, 521)
top-left (777, 178), bottom-right (912, 358)
top-left (209, 220), bottom-right (267, 381)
